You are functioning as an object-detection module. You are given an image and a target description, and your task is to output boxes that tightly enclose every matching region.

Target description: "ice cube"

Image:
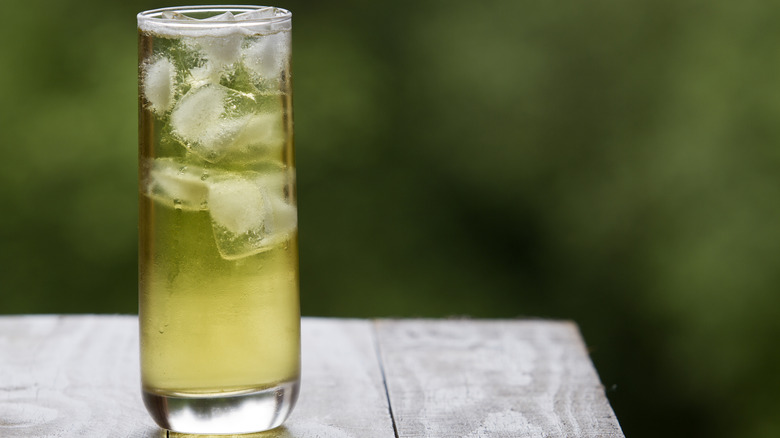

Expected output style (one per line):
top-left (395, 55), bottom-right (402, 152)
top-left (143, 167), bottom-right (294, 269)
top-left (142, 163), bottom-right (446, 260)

top-left (230, 111), bottom-right (286, 159)
top-left (169, 84), bottom-right (247, 161)
top-left (140, 8), bottom-right (290, 38)
top-left (269, 194), bottom-right (298, 233)
top-left (255, 169), bottom-right (297, 234)
top-left (161, 11), bottom-right (195, 20)
top-left (145, 158), bottom-right (210, 210)
top-left (235, 8), bottom-right (291, 35)
top-left (192, 32), bottom-right (243, 68)
top-left (203, 11), bottom-right (236, 21)
top-left (208, 178), bottom-right (268, 235)
top-left (207, 173), bottom-right (297, 259)
top-left (208, 177), bottom-right (269, 259)
top-left (242, 31), bottom-right (290, 82)
top-left (170, 84), bottom-right (228, 157)
top-left (254, 164), bottom-right (295, 196)
top-left (161, 10), bottom-right (235, 21)
top-left (235, 8), bottom-right (276, 21)
top-left (170, 84), bottom-right (286, 163)
top-left (179, 13), bottom-right (242, 70)
top-left (187, 63), bottom-right (221, 88)
top-left (143, 57), bottom-right (177, 114)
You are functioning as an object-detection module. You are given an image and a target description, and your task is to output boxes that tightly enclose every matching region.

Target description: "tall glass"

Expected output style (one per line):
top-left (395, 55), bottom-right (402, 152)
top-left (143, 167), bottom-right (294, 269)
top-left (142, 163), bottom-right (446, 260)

top-left (137, 6), bottom-right (298, 434)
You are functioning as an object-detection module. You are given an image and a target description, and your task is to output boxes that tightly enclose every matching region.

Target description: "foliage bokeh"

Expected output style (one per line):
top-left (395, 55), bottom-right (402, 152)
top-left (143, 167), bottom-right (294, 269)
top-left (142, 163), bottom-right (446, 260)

top-left (1, 1), bottom-right (779, 437)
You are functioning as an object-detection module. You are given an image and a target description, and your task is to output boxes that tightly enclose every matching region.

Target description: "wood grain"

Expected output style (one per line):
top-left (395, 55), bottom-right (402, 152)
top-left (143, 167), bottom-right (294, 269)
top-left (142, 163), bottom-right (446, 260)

top-left (0, 316), bottom-right (624, 437)
top-left (0, 315), bottom-right (157, 438)
top-left (374, 319), bottom-right (625, 438)
top-left (0, 316), bottom-right (395, 438)
top-left (285, 318), bottom-right (395, 438)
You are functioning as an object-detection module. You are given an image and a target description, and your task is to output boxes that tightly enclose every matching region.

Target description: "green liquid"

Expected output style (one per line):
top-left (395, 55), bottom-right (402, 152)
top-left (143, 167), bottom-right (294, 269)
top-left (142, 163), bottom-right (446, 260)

top-left (139, 206), bottom-right (299, 394)
top-left (138, 28), bottom-right (299, 396)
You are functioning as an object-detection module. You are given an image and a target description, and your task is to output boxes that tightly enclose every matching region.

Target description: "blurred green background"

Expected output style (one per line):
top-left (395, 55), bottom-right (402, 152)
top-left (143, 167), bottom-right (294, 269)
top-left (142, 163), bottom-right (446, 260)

top-left (1, 0), bottom-right (779, 437)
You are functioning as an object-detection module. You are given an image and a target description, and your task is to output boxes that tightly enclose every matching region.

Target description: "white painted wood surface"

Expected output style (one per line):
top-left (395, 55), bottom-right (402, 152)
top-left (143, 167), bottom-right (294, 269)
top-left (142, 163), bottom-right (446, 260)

top-left (0, 315), bottom-right (155, 437)
top-left (375, 319), bottom-right (625, 438)
top-left (0, 316), bottom-right (623, 437)
top-left (286, 318), bottom-right (395, 438)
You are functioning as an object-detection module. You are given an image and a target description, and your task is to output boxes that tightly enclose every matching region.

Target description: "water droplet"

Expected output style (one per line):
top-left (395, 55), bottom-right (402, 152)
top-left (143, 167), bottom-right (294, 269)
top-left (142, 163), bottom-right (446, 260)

top-left (173, 199), bottom-right (183, 210)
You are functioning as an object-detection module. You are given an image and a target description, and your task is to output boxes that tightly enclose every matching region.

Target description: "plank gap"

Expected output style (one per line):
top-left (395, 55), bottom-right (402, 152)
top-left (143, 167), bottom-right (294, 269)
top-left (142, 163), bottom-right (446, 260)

top-left (371, 319), bottom-right (400, 438)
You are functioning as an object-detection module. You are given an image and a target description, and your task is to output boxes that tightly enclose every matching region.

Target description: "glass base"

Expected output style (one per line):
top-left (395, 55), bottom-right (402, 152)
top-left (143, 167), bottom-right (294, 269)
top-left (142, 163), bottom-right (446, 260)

top-left (143, 379), bottom-right (300, 434)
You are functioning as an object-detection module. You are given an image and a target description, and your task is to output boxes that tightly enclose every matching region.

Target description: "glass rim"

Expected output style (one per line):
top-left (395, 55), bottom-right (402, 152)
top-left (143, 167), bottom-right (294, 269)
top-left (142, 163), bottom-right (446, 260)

top-left (137, 5), bottom-right (292, 29)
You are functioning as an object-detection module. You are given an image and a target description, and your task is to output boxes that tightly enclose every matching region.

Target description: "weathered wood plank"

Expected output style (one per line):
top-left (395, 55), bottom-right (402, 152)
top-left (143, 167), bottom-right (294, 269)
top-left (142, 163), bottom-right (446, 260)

top-left (0, 316), bottom-right (623, 437)
top-left (0, 316), bottom-right (395, 438)
top-left (284, 318), bottom-right (395, 438)
top-left (170, 319), bottom-right (397, 438)
top-left (0, 315), bottom-right (157, 438)
top-left (374, 319), bottom-right (625, 438)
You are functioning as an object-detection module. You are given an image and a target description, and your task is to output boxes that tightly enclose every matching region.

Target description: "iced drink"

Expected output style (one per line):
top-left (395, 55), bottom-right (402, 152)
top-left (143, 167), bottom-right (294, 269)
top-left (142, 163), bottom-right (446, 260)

top-left (137, 6), bottom-right (298, 434)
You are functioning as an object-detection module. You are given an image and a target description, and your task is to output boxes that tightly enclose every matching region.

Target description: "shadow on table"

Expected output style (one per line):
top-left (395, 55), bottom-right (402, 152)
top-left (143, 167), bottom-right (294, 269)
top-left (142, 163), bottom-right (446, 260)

top-left (154, 427), bottom-right (294, 438)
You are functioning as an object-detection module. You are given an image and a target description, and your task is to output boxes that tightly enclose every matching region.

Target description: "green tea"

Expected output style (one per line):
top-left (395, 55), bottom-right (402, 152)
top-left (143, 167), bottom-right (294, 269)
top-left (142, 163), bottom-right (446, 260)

top-left (138, 18), bottom-right (299, 397)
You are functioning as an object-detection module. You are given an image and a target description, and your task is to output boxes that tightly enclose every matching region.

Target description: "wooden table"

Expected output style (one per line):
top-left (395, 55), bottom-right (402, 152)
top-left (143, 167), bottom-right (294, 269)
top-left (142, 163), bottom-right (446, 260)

top-left (0, 316), bottom-right (624, 437)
